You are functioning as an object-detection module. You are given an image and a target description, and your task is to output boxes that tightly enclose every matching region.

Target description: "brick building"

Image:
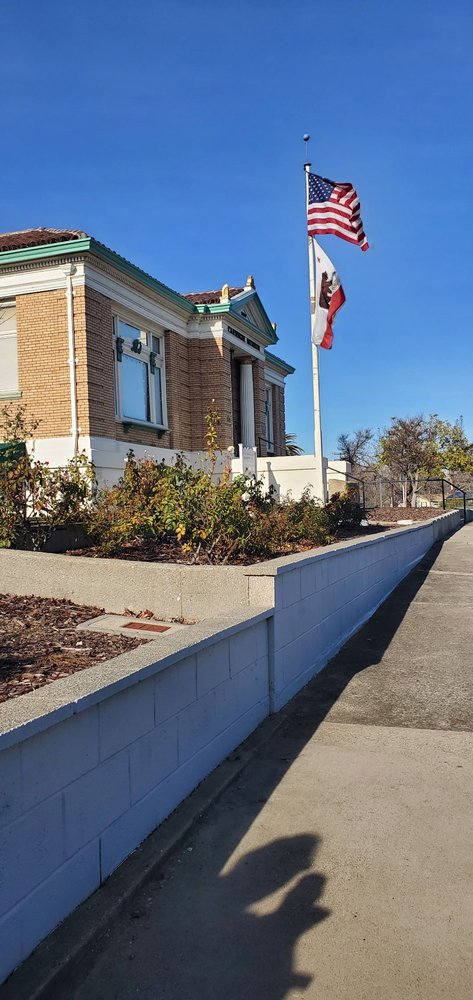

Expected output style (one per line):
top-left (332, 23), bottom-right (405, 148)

top-left (0, 229), bottom-right (294, 481)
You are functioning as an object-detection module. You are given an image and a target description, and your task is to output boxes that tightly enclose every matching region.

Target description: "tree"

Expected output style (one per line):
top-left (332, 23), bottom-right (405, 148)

top-left (378, 416), bottom-right (438, 507)
top-left (431, 416), bottom-right (473, 479)
top-left (337, 428), bottom-right (373, 469)
top-left (285, 433), bottom-right (304, 457)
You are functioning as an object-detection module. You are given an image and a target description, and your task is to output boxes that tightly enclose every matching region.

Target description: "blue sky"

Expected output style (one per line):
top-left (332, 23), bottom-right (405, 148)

top-left (2, 0), bottom-right (472, 455)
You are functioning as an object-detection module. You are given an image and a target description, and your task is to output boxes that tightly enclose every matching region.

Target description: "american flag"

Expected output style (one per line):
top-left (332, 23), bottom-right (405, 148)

top-left (307, 173), bottom-right (369, 251)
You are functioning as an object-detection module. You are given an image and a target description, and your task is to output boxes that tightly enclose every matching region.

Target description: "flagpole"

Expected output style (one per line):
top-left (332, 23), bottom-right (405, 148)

top-left (304, 157), bottom-right (326, 504)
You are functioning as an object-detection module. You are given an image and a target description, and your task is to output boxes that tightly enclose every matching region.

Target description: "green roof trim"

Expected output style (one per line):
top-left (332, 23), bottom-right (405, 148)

top-left (0, 237), bottom-right (195, 315)
top-left (0, 238), bottom-right (290, 361)
top-left (193, 298), bottom-right (277, 346)
top-left (0, 238), bottom-right (93, 264)
top-left (88, 239), bottom-right (195, 313)
top-left (264, 350), bottom-right (295, 375)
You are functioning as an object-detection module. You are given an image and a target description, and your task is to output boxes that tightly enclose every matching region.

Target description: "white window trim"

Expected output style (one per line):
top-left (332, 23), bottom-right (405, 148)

top-left (113, 314), bottom-right (168, 429)
top-left (0, 299), bottom-right (19, 397)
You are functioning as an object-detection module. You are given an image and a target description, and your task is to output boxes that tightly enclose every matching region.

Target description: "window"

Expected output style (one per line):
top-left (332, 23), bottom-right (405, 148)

top-left (0, 302), bottom-right (19, 397)
top-left (114, 316), bottom-right (166, 427)
top-left (264, 384), bottom-right (274, 453)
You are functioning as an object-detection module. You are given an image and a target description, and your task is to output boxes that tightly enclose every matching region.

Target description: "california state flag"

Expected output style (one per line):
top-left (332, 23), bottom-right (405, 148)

top-left (311, 239), bottom-right (346, 350)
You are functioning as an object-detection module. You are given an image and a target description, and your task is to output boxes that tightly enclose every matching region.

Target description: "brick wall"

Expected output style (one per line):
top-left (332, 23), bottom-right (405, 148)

top-left (2, 285), bottom-right (283, 460)
top-left (231, 353), bottom-right (241, 449)
top-left (188, 337), bottom-right (234, 451)
top-left (252, 359), bottom-right (267, 457)
top-left (272, 384), bottom-right (286, 456)
top-left (1, 291), bottom-right (72, 440)
top-left (165, 329), bottom-right (192, 451)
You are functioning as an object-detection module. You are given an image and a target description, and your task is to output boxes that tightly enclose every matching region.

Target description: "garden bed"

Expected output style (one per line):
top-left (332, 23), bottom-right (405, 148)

top-left (367, 507), bottom-right (450, 523)
top-left (0, 594), bottom-right (149, 703)
top-left (67, 523), bottom-right (388, 564)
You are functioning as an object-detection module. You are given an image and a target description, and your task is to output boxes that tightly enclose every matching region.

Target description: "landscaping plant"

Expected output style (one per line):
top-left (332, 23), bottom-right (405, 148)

top-left (0, 405), bottom-right (97, 550)
top-left (1, 404), bottom-right (362, 562)
top-left (87, 406), bottom-right (362, 563)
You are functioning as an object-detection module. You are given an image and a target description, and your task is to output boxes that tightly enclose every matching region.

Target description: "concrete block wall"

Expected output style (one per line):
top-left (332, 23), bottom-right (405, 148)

top-left (0, 614), bottom-right (270, 984)
top-left (0, 549), bottom-right (251, 620)
top-left (0, 510), bottom-right (462, 982)
top-left (260, 510), bottom-right (462, 710)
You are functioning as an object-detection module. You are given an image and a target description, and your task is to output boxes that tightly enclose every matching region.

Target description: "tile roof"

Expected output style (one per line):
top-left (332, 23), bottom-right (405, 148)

top-left (0, 228), bottom-right (86, 252)
top-left (183, 287), bottom-right (244, 305)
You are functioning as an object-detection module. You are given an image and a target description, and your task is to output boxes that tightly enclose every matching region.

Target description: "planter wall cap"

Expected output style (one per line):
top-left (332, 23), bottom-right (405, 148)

top-left (0, 607), bottom-right (271, 751)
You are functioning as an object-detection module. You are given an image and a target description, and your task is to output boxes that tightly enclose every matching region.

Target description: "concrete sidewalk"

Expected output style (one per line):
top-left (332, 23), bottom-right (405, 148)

top-left (13, 524), bottom-right (473, 998)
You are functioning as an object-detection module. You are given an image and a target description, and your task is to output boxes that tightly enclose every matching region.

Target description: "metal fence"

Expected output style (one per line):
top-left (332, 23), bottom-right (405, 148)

top-left (326, 467), bottom-right (472, 524)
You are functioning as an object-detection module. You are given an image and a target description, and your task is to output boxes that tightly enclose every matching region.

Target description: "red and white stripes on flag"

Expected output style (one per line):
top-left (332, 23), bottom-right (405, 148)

top-left (307, 172), bottom-right (369, 251)
top-left (311, 239), bottom-right (346, 350)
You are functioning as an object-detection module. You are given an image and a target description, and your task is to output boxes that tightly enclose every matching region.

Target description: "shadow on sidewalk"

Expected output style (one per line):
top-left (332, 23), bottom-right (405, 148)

top-left (23, 540), bottom-right (450, 1000)
top-left (70, 827), bottom-right (329, 1000)
top-left (134, 833), bottom-right (330, 1000)
top-left (285, 538), bottom-right (446, 736)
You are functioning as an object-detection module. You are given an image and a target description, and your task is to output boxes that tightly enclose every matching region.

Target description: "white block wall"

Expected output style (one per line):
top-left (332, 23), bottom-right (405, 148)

top-left (267, 511), bottom-right (462, 710)
top-left (0, 617), bottom-right (269, 984)
top-left (0, 510), bottom-right (461, 982)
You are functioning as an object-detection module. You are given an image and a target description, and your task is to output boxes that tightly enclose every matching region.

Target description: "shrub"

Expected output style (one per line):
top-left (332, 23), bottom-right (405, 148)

top-left (1, 404), bottom-right (363, 562)
top-left (0, 405), bottom-right (97, 550)
top-left (88, 456), bottom-right (363, 564)
top-left (88, 452), bottom-right (257, 562)
top-left (323, 491), bottom-right (363, 533)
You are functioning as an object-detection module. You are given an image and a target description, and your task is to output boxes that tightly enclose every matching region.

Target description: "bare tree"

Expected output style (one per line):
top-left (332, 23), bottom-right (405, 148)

top-left (337, 428), bottom-right (373, 469)
top-left (378, 416), bottom-right (437, 507)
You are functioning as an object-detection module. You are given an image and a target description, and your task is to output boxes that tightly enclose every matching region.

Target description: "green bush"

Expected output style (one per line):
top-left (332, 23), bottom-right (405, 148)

top-left (88, 453), bottom-right (363, 563)
top-left (1, 404), bottom-right (363, 563)
top-left (88, 452), bottom-right (257, 561)
top-left (0, 405), bottom-right (97, 550)
top-left (323, 491), bottom-right (364, 533)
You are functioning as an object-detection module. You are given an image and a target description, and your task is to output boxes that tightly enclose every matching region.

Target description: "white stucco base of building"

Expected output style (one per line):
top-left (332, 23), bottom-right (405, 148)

top-left (25, 437), bottom-right (351, 498)
top-left (231, 453), bottom-right (353, 502)
top-left (26, 436), bottom-right (231, 486)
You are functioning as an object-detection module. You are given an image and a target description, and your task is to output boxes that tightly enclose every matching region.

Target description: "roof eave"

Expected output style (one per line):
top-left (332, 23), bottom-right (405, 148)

top-left (88, 240), bottom-right (195, 314)
top-left (0, 237), bottom-right (197, 316)
top-left (0, 237), bottom-right (93, 264)
top-left (264, 349), bottom-right (295, 375)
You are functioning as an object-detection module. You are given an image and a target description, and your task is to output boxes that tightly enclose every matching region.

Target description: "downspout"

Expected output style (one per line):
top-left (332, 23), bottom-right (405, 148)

top-left (63, 264), bottom-right (79, 457)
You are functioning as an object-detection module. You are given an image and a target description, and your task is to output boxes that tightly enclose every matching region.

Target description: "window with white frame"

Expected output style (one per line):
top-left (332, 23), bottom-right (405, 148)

top-left (114, 316), bottom-right (166, 427)
top-left (264, 383), bottom-right (274, 453)
top-left (0, 301), bottom-right (19, 396)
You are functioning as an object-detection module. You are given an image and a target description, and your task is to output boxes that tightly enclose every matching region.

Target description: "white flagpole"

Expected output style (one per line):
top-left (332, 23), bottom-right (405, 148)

top-left (304, 157), bottom-right (326, 503)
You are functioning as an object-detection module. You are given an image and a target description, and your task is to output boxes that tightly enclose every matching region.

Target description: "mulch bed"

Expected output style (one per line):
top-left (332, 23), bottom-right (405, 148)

top-left (68, 525), bottom-right (387, 564)
top-left (0, 594), bottom-right (148, 704)
top-left (367, 507), bottom-right (449, 523)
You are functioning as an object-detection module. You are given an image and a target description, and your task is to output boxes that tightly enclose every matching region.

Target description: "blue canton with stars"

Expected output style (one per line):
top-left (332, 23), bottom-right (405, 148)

top-left (308, 174), bottom-right (335, 202)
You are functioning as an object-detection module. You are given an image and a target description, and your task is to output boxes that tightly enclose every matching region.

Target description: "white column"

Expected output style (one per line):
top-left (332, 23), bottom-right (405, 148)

top-left (240, 359), bottom-right (256, 448)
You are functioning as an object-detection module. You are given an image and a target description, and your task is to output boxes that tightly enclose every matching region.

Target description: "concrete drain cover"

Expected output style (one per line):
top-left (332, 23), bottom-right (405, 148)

top-left (77, 614), bottom-right (189, 639)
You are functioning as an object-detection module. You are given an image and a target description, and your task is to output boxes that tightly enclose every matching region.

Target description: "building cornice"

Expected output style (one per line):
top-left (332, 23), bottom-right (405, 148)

top-left (264, 350), bottom-right (295, 375)
top-left (0, 238), bottom-right (196, 317)
top-left (195, 292), bottom-right (279, 344)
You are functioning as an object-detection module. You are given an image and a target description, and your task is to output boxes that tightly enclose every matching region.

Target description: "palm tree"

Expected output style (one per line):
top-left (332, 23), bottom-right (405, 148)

top-left (285, 433), bottom-right (304, 457)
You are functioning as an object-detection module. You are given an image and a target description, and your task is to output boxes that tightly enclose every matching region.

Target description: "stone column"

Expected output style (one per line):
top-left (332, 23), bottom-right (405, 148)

top-left (240, 359), bottom-right (256, 448)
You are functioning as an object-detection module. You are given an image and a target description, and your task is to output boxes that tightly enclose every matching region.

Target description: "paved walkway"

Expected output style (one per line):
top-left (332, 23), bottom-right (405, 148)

top-left (66, 525), bottom-right (473, 998)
